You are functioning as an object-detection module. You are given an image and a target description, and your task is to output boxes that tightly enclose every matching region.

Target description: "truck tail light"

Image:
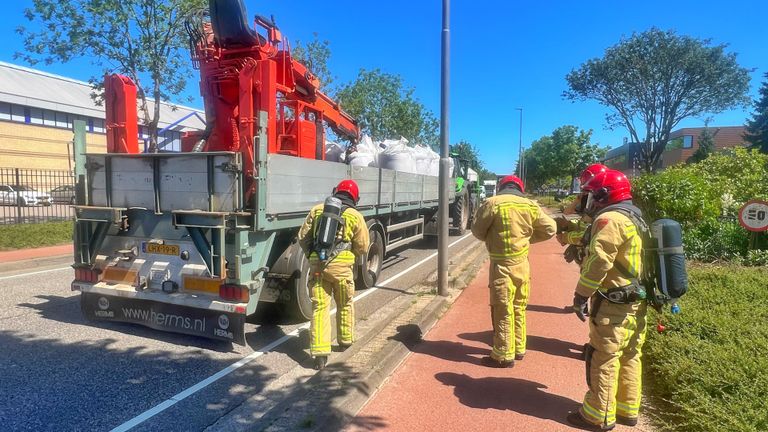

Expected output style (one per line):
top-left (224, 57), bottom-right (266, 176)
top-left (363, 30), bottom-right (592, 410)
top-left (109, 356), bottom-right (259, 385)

top-left (219, 284), bottom-right (249, 302)
top-left (74, 268), bottom-right (100, 283)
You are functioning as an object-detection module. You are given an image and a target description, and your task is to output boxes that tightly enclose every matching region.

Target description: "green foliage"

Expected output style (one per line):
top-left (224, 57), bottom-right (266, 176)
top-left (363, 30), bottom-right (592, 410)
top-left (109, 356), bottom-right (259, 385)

top-left (522, 125), bottom-right (606, 190)
top-left (743, 249), bottom-right (768, 266)
top-left (745, 72), bottom-right (768, 153)
top-left (336, 69), bottom-right (439, 148)
top-left (644, 265), bottom-right (768, 432)
top-left (450, 140), bottom-right (495, 180)
top-left (682, 220), bottom-right (749, 262)
top-left (687, 125), bottom-right (718, 164)
top-left (565, 28), bottom-right (751, 173)
top-left (687, 148), bottom-right (768, 206)
top-left (633, 166), bottom-right (720, 223)
top-left (293, 33), bottom-right (335, 92)
top-left (0, 221), bottom-right (73, 250)
top-left (16, 0), bottom-right (207, 151)
top-left (634, 147), bottom-right (768, 262)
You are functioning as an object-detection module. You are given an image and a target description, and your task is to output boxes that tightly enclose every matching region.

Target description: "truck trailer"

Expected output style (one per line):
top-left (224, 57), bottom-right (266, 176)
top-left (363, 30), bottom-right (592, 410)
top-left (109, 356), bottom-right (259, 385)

top-left (71, 0), bottom-right (453, 344)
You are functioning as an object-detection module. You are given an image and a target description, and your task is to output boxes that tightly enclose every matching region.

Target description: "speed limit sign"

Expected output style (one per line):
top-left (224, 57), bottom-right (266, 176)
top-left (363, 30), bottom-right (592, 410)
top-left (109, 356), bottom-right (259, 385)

top-left (738, 200), bottom-right (768, 232)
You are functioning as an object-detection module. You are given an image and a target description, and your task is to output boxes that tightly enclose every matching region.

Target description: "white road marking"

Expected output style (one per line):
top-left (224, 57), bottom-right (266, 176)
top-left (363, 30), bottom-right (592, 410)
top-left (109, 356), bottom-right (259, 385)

top-left (110, 233), bottom-right (475, 432)
top-left (0, 266), bottom-right (71, 281)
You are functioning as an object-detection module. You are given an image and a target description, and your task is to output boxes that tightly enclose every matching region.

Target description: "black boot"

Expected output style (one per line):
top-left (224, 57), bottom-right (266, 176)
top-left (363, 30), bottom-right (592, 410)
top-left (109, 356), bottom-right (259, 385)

top-left (480, 356), bottom-right (514, 368)
top-left (566, 411), bottom-right (614, 431)
top-left (514, 353), bottom-right (525, 361)
top-left (313, 356), bottom-right (328, 370)
top-left (617, 415), bottom-right (638, 426)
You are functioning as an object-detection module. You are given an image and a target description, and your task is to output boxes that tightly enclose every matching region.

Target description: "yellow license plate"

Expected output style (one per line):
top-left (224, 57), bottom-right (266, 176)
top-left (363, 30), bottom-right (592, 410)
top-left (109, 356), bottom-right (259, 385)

top-left (145, 243), bottom-right (180, 256)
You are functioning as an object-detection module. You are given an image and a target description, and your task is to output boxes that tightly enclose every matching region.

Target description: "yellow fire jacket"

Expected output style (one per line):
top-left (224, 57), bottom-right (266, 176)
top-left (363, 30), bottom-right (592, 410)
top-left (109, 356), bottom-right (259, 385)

top-left (471, 193), bottom-right (557, 263)
top-left (575, 210), bottom-right (643, 297)
top-left (298, 203), bottom-right (370, 267)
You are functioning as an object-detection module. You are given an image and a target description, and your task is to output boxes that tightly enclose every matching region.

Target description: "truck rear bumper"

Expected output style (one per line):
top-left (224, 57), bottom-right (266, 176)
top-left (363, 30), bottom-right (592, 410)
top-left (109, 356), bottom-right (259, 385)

top-left (80, 290), bottom-right (246, 345)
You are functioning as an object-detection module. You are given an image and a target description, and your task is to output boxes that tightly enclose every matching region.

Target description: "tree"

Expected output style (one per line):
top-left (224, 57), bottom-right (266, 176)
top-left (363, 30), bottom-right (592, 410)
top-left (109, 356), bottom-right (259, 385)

top-left (16, 0), bottom-right (207, 152)
top-left (293, 33), bottom-right (336, 93)
top-left (745, 72), bottom-right (768, 153)
top-left (450, 140), bottom-right (495, 180)
top-left (687, 123), bottom-right (718, 164)
top-left (336, 69), bottom-right (439, 148)
top-left (564, 28), bottom-right (751, 173)
top-left (521, 126), bottom-right (606, 191)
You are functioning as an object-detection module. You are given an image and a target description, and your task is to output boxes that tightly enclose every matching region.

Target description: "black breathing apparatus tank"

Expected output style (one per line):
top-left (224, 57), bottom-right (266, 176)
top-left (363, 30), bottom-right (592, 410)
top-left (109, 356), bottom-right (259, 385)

top-left (649, 219), bottom-right (688, 303)
top-left (314, 196), bottom-right (344, 261)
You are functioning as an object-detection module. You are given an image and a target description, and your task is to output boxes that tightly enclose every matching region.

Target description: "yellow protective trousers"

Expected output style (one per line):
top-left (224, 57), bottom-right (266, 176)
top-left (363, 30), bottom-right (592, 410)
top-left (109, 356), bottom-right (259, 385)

top-left (581, 299), bottom-right (647, 427)
top-left (489, 258), bottom-right (531, 362)
top-left (309, 262), bottom-right (355, 357)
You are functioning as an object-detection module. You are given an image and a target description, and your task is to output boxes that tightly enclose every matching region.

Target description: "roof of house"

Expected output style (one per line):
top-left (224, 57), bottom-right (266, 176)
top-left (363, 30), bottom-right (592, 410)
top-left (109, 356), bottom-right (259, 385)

top-left (0, 61), bottom-right (205, 130)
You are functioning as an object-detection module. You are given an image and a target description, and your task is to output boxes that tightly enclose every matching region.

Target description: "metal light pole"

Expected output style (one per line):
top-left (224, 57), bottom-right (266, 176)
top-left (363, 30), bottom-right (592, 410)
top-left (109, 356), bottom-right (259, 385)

top-left (437, 0), bottom-right (450, 297)
top-left (516, 108), bottom-right (523, 181)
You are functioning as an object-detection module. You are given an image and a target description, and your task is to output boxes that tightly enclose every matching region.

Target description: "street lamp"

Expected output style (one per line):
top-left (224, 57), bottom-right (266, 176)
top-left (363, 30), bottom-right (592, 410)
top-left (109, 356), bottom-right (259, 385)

top-left (515, 108), bottom-right (523, 183)
top-left (437, 0), bottom-right (450, 297)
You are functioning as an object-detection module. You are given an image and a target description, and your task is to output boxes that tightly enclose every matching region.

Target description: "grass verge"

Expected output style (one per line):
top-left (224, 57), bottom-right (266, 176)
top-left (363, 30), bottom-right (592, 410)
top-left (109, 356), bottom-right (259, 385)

top-left (0, 221), bottom-right (73, 250)
top-left (644, 264), bottom-right (768, 432)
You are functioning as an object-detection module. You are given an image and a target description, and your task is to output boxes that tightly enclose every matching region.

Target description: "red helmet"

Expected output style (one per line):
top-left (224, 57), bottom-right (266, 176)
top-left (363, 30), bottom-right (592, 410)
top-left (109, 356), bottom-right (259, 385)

top-left (497, 175), bottom-right (525, 193)
top-left (582, 169), bottom-right (632, 209)
top-left (334, 179), bottom-right (360, 203)
top-left (579, 163), bottom-right (608, 186)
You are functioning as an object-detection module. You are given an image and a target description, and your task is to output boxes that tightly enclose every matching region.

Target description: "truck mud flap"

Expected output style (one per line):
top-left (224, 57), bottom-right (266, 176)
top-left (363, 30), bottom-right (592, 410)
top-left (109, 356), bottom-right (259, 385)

top-left (81, 292), bottom-right (246, 345)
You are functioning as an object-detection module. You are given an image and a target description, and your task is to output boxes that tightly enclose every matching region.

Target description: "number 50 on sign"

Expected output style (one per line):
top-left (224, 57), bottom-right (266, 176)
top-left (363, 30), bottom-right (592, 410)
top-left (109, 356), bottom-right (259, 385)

top-left (738, 200), bottom-right (768, 232)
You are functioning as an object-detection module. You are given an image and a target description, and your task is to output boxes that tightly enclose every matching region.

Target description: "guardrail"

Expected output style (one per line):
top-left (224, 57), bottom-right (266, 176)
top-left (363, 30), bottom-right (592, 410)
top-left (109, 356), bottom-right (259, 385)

top-left (0, 168), bottom-right (75, 225)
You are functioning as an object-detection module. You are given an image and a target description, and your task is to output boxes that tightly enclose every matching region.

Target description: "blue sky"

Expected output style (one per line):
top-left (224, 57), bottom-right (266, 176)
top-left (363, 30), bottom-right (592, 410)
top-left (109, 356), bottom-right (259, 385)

top-left (1, 0), bottom-right (766, 174)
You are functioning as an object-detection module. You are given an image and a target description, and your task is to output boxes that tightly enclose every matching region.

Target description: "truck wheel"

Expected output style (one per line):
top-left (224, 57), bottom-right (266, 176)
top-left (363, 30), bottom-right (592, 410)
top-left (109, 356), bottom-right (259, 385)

top-left (17, 197), bottom-right (27, 207)
top-left (450, 191), bottom-right (469, 235)
top-left (286, 254), bottom-right (313, 322)
top-left (356, 227), bottom-right (383, 290)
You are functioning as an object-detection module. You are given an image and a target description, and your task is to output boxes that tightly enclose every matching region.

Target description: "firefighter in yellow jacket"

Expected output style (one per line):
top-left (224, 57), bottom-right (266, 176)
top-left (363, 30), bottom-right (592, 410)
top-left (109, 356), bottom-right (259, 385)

top-left (298, 180), bottom-right (370, 370)
top-left (567, 170), bottom-right (647, 431)
top-left (471, 175), bottom-right (557, 368)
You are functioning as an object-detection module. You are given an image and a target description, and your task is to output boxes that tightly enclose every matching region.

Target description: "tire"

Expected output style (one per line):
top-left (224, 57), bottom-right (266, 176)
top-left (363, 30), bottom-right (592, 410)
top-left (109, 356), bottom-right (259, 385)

top-left (356, 227), bottom-right (384, 290)
top-left (17, 197), bottom-right (27, 207)
top-left (70, 196), bottom-right (76, 205)
top-left (450, 190), bottom-right (469, 235)
top-left (285, 253), bottom-right (313, 322)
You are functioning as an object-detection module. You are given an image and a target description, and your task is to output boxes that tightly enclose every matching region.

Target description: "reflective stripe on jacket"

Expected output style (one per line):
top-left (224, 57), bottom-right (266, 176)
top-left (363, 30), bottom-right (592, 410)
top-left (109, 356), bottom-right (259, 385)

top-left (575, 210), bottom-right (643, 297)
top-left (471, 194), bottom-right (557, 262)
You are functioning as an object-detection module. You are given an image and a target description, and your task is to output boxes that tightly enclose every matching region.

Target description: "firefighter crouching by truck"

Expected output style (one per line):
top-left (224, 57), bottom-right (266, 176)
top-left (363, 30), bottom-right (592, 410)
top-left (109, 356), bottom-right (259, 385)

top-left (298, 180), bottom-right (370, 370)
top-left (567, 169), bottom-right (647, 431)
top-left (471, 175), bottom-right (557, 368)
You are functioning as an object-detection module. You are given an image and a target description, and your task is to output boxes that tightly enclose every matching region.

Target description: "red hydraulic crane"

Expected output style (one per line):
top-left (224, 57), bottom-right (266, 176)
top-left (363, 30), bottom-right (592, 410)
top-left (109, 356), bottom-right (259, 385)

top-left (104, 0), bottom-right (359, 202)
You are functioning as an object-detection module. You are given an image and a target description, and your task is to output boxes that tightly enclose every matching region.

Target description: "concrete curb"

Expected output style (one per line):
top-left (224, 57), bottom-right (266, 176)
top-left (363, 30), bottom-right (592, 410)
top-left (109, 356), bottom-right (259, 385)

top-left (253, 240), bottom-right (488, 432)
top-left (318, 293), bottom-right (450, 432)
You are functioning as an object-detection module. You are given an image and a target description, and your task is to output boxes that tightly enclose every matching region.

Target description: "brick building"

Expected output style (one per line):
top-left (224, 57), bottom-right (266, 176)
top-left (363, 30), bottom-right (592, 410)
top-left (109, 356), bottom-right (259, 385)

top-left (0, 61), bottom-right (204, 170)
top-left (603, 126), bottom-right (748, 176)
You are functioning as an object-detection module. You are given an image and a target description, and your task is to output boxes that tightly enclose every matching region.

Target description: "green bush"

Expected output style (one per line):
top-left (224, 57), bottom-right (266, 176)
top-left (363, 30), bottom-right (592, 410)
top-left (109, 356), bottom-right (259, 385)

top-left (645, 265), bottom-right (768, 432)
top-left (682, 220), bottom-right (749, 262)
top-left (633, 166), bottom-right (719, 223)
top-left (633, 148), bottom-right (768, 263)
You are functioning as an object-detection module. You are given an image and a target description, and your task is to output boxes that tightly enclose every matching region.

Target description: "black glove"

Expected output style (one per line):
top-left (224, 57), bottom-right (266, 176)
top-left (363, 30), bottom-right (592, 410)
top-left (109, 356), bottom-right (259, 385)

top-left (572, 293), bottom-right (590, 322)
top-left (564, 245), bottom-right (578, 263)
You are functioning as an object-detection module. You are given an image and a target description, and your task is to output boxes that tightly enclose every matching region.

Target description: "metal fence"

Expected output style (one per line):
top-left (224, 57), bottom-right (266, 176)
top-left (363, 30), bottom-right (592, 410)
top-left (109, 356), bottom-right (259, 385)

top-left (0, 168), bottom-right (75, 225)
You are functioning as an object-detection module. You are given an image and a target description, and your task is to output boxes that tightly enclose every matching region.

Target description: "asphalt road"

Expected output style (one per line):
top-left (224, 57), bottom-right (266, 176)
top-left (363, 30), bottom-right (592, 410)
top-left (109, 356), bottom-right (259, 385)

top-left (0, 233), bottom-right (478, 432)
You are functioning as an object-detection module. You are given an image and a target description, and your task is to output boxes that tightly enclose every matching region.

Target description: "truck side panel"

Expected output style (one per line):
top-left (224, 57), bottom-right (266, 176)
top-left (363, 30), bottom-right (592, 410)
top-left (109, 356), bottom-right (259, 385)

top-left (87, 153), bottom-right (242, 212)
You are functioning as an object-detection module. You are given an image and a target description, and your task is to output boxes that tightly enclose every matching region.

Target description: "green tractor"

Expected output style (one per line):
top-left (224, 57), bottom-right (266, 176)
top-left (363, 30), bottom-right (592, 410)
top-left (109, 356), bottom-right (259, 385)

top-left (449, 154), bottom-right (480, 235)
